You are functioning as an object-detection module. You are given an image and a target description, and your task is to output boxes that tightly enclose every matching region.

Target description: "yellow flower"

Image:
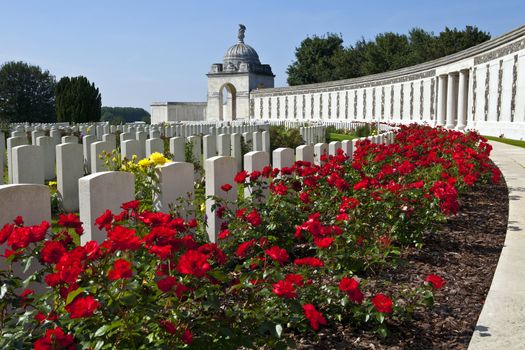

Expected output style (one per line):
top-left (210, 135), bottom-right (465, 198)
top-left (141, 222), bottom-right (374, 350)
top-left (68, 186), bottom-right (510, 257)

top-left (149, 152), bottom-right (167, 166)
top-left (132, 155), bottom-right (138, 161)
top-left (200, 203), bottom-right (206, 212)
top-left (48, 181), bottom-right (57, 189)
top-left (138, 158), bottom-right (153, 168)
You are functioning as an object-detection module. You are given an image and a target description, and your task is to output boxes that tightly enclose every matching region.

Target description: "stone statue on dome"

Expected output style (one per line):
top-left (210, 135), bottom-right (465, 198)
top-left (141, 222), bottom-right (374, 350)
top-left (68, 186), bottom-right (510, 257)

top-left (238, 24), bottom-right (246, 43)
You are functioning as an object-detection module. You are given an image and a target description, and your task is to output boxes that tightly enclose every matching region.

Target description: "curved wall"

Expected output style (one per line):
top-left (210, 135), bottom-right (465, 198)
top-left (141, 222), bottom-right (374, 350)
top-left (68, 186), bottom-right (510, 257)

top-left (250, 25), bottom-right (525, 139)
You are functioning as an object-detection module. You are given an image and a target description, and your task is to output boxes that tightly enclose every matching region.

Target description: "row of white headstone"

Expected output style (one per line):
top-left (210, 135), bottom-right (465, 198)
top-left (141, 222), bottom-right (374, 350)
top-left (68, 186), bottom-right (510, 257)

top-left (0, 131), bottom-right (396, 249)
top-left (2, 130), bottom-right (275, 213)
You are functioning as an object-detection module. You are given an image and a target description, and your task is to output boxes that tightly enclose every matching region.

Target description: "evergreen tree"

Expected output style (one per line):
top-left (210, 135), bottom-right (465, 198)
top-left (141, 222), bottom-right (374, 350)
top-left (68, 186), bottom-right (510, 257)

top-left (287, 26), bottom-right (490, 85)
top-left (55, 76), bottom-right (101, 123)
top-left (0, 61), bottom-right (56, 123)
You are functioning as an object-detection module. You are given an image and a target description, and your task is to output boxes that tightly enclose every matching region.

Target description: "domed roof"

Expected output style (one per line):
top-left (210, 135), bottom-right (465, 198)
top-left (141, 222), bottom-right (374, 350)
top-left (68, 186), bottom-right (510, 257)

top-left (224, 43), bottom-right (261, 65)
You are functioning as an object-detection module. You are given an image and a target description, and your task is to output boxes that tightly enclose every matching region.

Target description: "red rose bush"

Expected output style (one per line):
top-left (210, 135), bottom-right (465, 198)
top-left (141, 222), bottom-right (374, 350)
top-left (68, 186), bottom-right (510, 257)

top-left (0, 125), bottom-right (499, 348)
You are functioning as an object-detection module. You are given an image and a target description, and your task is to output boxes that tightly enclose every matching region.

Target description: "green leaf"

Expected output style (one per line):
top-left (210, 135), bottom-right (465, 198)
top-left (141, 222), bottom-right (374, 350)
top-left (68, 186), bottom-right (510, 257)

top-left (0, 284), bottom-right (7, 300)
top-left (23, 256), bottom-right (34, 273)
top-left (66, 287), bottom-right (85, 305)
top-left (94, 325), bottom-right (110, 337)
top-left (275, 324), bottom-right (283, 338)
top-left (208, 270), bottom-right (228, 283)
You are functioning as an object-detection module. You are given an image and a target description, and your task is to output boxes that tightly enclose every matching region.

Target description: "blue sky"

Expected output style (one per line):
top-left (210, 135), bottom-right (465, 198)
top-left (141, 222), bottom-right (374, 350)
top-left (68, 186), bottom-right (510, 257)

top-left (0, 0), bottom-right (523, 110)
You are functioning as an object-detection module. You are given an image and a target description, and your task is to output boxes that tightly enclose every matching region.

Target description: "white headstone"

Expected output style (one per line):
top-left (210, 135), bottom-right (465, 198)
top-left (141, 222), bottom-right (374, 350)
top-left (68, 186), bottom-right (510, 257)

top-left (169, 137), bottom-right (185, 162)
top-left (203, 134), bottom-right (217, 160)
top-left (217, 134), bottom-right (230, 156)
top-left (244, 151), bottom-right (270, 199)
top-left (313, 143), bottom-right (328, 166)
top-left (328, 141), bottom-right (342, 156)
top-left (154, 162), bottom-right (194, 218)
top-left (121, 139), bottom-right (140, 161)
top-left (231, 133), bottom-right (242, 171)
top-left (36, 136), bottom-right (55, 180)
top-left (205, 156), bottom-right (237, 242)
top-left (273, 147), bottom-right (295, 170)
top-left (79, 171), bottom-right (135, 244)
top-left (57, 143), bottom-right (84, 212)
top-left (146, 138), bottom-right (164, 157)
top-left (61, 136), bottom-right (78, 144)
top-left (12, 145), bottom-right (44, 184)
top-left (91, 141), bottom-right (112, 173)
top-left (296, 145), bottom-right (314, 163)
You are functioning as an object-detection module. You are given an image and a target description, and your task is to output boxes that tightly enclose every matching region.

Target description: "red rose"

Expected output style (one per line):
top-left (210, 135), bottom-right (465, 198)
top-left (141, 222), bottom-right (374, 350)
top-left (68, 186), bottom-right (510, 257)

top-left (121, 200), bottom-right (140, 211)
top-left (65, 295), bottom-right (100, 318)
top-left (234, 170), bottom-right (248, 184)
top-left (302, 303), bottom-right (327, 331)
top-left (371, 293), bottom-right (393, 313)
top-left (14, 216), bottom-right (24, 226)
top-left (34, 327), bottom-right (76, 350)
top-left (294, 257), bottom-right (324, 267)
top-left (0, 223), bottom-right (13, 244)
top-left (338, 277), bottom-right (364, 304)
top-left (176, 250), bottom-right (211, 278)
top-left (235, 239), bottom-right (255, 258)
top-left (108, 259), bottom-right (133, 281)
top-left (107, 225), bottom-right (142, 251)
top-left (182, 327), bottom-right (193, 344)
top-left (285, 273), bottom-right (304, 287)
top-left (425, 274), bottom-right (446, 289)
top-left (245, 209), bottom-right (262, 227)
top-left (314, 237), bottom-right (334, 249)
top-left (40, 241), bottom-right (66, 264)
top-left (57, 213), bottom-right (84, 235)
top-left (272, 280), bottom-right (297, 298)
top-left (159, 320), bottom-right (177, 334)
top-left (264, 246), bottom-right (289, 265)
top-left (95, 209), bottom-right (113, 230)
top-left (221, 183), bottom-right (233, 192)
top-left (149, 245), bottom-right (172, 260)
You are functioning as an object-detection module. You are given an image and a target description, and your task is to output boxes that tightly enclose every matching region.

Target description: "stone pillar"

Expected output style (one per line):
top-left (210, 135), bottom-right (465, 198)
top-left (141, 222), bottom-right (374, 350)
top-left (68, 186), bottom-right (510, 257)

top-left (204, 156), bottom-right (237, 242)
top-left (56, 143), bottom-right (84, 212)
top-left (169, 137), bottom-right (185, 162)
top-left (12, 145), bottom-right (44, 184)
top-left (79, 171), bottom-right (135, 244)
top-left (446, 73), bottom-right (458, 129)
top-left (437, 75), bottom-right (448, 126)
top-left (154, 162), bottom-right (194, 218)
top-left (456, 70), bottom-right (469, 131)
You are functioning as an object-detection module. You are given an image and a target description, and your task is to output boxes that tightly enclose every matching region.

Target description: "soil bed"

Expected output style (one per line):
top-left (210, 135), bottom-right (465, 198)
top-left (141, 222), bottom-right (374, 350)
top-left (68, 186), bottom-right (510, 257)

top-left (295, 177), bottom-right (509, 349)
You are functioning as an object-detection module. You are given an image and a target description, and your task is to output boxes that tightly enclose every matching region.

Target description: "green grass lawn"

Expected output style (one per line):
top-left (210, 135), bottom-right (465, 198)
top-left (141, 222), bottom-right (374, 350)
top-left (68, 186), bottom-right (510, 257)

top-left (328, 133), bottom-right (356, 142)
top-left (484, 135), bottom-right (525, 149)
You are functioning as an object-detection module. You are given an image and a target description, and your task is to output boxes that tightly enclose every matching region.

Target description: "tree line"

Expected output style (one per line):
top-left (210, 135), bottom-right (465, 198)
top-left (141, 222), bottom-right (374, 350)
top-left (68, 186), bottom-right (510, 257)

top-left (287, 26), bottom-right (490, 85)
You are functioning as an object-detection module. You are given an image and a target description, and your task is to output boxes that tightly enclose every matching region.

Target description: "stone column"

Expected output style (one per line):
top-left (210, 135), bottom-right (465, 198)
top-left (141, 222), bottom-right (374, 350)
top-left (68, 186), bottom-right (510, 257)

top-left (437, 75), bottom-right (448, 126)
top-left (446, 73), bottom-right (458, 129)
top-left (456, 69), bottom-right (469, 131)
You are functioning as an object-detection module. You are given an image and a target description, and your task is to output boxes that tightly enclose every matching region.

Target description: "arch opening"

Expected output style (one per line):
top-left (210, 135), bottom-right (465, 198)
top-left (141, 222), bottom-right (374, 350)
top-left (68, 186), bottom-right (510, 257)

top-left (219, 83), bottom-right (237, 121)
